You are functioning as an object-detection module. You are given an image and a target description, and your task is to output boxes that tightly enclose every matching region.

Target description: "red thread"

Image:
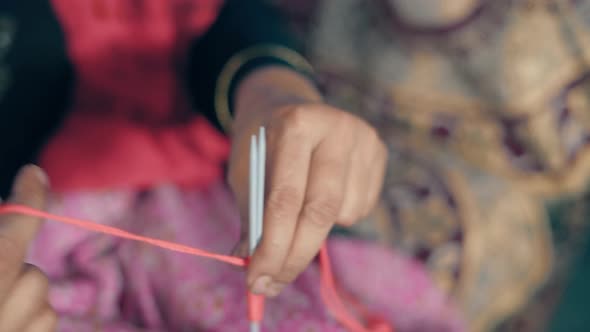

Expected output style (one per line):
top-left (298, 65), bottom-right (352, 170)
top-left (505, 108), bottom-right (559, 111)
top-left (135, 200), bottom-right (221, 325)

top-left (0, 204), bottom-right (245, 266)
top-left (0, 204), bottom-right (394, 332)
top-left (248, 292), bottom-right (265, 323)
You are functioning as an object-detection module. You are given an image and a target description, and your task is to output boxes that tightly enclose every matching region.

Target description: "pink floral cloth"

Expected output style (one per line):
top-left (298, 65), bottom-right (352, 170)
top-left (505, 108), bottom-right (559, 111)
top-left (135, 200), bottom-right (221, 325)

top-left (27, 183), bottom-right (465, 332)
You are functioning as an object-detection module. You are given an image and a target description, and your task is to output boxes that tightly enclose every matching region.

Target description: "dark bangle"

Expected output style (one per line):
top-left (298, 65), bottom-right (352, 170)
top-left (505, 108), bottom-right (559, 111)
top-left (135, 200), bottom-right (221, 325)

top-left (214, 44), bottom-right (314, 133)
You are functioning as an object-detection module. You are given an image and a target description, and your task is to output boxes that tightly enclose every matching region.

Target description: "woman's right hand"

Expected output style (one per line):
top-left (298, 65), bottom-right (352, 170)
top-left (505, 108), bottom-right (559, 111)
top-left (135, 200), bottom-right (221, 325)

top-left (0, 165), bottom-right (56, 332)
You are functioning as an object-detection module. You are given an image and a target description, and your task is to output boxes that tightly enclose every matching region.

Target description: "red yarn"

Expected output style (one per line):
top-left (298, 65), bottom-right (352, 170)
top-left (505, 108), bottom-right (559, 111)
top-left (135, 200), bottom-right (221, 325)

top-left (0, 204), bottom-right (394, 332)
top-left (248, 292), bottom-right (265, 323)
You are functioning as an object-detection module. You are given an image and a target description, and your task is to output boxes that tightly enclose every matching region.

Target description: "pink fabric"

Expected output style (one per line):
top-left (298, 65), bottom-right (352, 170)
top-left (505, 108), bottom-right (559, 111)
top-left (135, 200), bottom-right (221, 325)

top-left (27, 184), bottom-right (465, 332)
top-left (40, 0), bottom-right (230, 192)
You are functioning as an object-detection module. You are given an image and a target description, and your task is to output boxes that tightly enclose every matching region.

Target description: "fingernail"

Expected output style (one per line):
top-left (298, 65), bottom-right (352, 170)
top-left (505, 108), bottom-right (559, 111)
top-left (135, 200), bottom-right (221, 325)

top-left (16, 165), bottom-right (48, 187)
top-left (30, 165), bottom-right (49, 187)
top-left (251, 275), bottom-right (272, 295)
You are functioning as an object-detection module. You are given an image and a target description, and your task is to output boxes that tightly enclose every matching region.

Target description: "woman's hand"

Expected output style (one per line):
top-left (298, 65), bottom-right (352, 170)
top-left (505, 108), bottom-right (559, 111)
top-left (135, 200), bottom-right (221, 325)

top-left (229, 67), bottom-right (387, 297)
top-left (0, 165), bottom-right (56, 332)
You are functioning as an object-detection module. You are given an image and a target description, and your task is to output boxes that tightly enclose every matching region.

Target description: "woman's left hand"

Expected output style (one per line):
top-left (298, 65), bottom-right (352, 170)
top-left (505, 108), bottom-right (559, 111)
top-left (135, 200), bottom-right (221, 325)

top-left (228, 67), bottom-right (388, 298)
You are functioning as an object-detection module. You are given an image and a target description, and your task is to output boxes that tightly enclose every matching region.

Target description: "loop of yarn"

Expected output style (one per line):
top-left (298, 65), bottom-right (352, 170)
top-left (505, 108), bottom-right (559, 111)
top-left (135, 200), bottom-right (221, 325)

top-left (0, 204), bottom-right (394, 332)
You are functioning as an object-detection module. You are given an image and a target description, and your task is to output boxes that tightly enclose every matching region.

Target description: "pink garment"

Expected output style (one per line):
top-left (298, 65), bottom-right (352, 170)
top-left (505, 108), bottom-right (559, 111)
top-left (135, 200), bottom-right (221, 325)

top-left (27, 183), bottom-right (465, 332)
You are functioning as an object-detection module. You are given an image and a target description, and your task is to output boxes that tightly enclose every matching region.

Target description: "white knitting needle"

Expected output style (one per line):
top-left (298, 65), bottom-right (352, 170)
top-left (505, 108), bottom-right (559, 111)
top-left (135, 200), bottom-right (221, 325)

top-left (249, 128), bottom-right (265, 332)
top-left (249, 135), bottom-right (259, 332)
top-left (249, 135), bottom-right (258, 256)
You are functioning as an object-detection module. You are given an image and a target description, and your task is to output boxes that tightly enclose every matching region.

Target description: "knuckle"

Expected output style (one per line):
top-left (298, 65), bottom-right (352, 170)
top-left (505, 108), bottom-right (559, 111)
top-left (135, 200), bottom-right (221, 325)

top-left (277, 265), bottom-right (300, 283)
top-left (278, 106), bottom-right (309, 135)
top-left (22, 264), bottom-right (50, 295)
top-left (330, 114), bottom-right (351, 133)
top-left (266, 186), bottom-right (303, 218)
top-left (301, 198), bottom-right (341, 228)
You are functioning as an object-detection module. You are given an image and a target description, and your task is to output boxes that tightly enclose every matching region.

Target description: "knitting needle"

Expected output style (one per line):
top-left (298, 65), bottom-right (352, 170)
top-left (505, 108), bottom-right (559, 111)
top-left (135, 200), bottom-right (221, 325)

top-left (249, 134), bottom-right (259, 332)
top-left (255, 129), bottom-right (266, 332)
top-left (249, 135), bottom-right (258, 256)
top-left (249, 128), bottom-right (266, 332)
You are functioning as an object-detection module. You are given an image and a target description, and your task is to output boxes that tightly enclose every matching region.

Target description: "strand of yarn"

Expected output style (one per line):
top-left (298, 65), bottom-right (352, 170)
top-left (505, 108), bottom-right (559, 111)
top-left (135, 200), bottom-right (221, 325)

top-left (0, 204), bottom-right (393, 332)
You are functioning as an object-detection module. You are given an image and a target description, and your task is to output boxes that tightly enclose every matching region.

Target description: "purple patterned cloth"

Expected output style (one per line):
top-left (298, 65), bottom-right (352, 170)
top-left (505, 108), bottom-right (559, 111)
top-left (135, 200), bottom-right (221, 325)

top-left (27, 183), bottom-right (465, 332)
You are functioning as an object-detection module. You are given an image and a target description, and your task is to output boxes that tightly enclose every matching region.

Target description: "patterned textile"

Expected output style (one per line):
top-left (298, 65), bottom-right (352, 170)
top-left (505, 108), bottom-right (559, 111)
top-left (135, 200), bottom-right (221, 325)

top-left (274, 0), bottom-right (590, 330)
top-left (27, 184), bottom-right (465, 331)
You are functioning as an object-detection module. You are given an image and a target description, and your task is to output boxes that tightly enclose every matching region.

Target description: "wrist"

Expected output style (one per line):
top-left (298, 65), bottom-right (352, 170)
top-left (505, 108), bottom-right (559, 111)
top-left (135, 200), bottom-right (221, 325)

top-left (214, 45), bottom-right (318, 134)
top-left (232, 66), bottom-right (322, 134)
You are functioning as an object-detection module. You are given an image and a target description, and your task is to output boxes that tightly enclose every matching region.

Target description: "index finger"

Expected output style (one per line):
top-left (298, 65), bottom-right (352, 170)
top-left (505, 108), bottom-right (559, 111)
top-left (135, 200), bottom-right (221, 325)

top-left (0, 165), bottom-right (48, 300)
top-left (275, 137), bottom-right (348, 285)
top-left (247, 129), bottom-right (312, 291)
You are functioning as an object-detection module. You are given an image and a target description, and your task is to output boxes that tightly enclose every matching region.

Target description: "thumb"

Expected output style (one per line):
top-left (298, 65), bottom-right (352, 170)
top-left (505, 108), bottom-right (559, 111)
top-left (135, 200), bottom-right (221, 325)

top-left (2, 165), bottom-right (49, 249)
top-left (9, 165), bottom-right (48, 209)
top-left (0, 165), bottom-right (48, 304)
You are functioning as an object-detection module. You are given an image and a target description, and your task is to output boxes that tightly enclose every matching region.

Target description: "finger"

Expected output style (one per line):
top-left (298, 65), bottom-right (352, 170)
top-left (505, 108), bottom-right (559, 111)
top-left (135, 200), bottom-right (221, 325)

top-left (247, 122), bottom-right (314, 293)
top-left (8, 165), bottom-right (48, 210)
top-left (274, 138), bottom-right (349, 288)
top-left (365, 142), bottom-right (388, 216)
top-left (0, 264), bottom-right (50, 332)
top-left (0, 165), bottom-right (48, 301)
top-left (336, 138), bottom-right (368, 226)
top-left (23, 307), bottom-right (58, 332)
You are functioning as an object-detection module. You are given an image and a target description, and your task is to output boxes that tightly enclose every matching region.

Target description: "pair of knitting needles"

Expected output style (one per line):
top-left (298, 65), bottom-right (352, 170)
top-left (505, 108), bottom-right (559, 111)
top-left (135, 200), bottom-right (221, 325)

top-left (249, 127), bottom-right (266, 332)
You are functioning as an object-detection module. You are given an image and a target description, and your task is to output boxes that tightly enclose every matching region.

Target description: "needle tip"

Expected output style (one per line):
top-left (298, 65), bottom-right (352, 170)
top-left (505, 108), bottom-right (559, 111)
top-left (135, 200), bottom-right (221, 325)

top-left (250, 322), bottom-right (261, 332)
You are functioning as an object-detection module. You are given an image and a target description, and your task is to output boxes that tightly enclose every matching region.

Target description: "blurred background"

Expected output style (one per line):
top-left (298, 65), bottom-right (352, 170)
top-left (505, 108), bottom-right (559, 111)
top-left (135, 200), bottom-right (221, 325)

top-left (273, 0), bottom-right (590, 331)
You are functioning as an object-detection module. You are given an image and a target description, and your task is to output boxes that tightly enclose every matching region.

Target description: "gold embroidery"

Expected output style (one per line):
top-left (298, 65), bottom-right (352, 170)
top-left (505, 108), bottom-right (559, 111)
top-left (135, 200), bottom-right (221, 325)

top-left (386, 0), bottom-right (480, 28)
top-left (500, 5), bottom-right (584, 112)
top-left (455, 171), bottom-right (552, 332)
top-left (308, 0), bottom-right (588, 330)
